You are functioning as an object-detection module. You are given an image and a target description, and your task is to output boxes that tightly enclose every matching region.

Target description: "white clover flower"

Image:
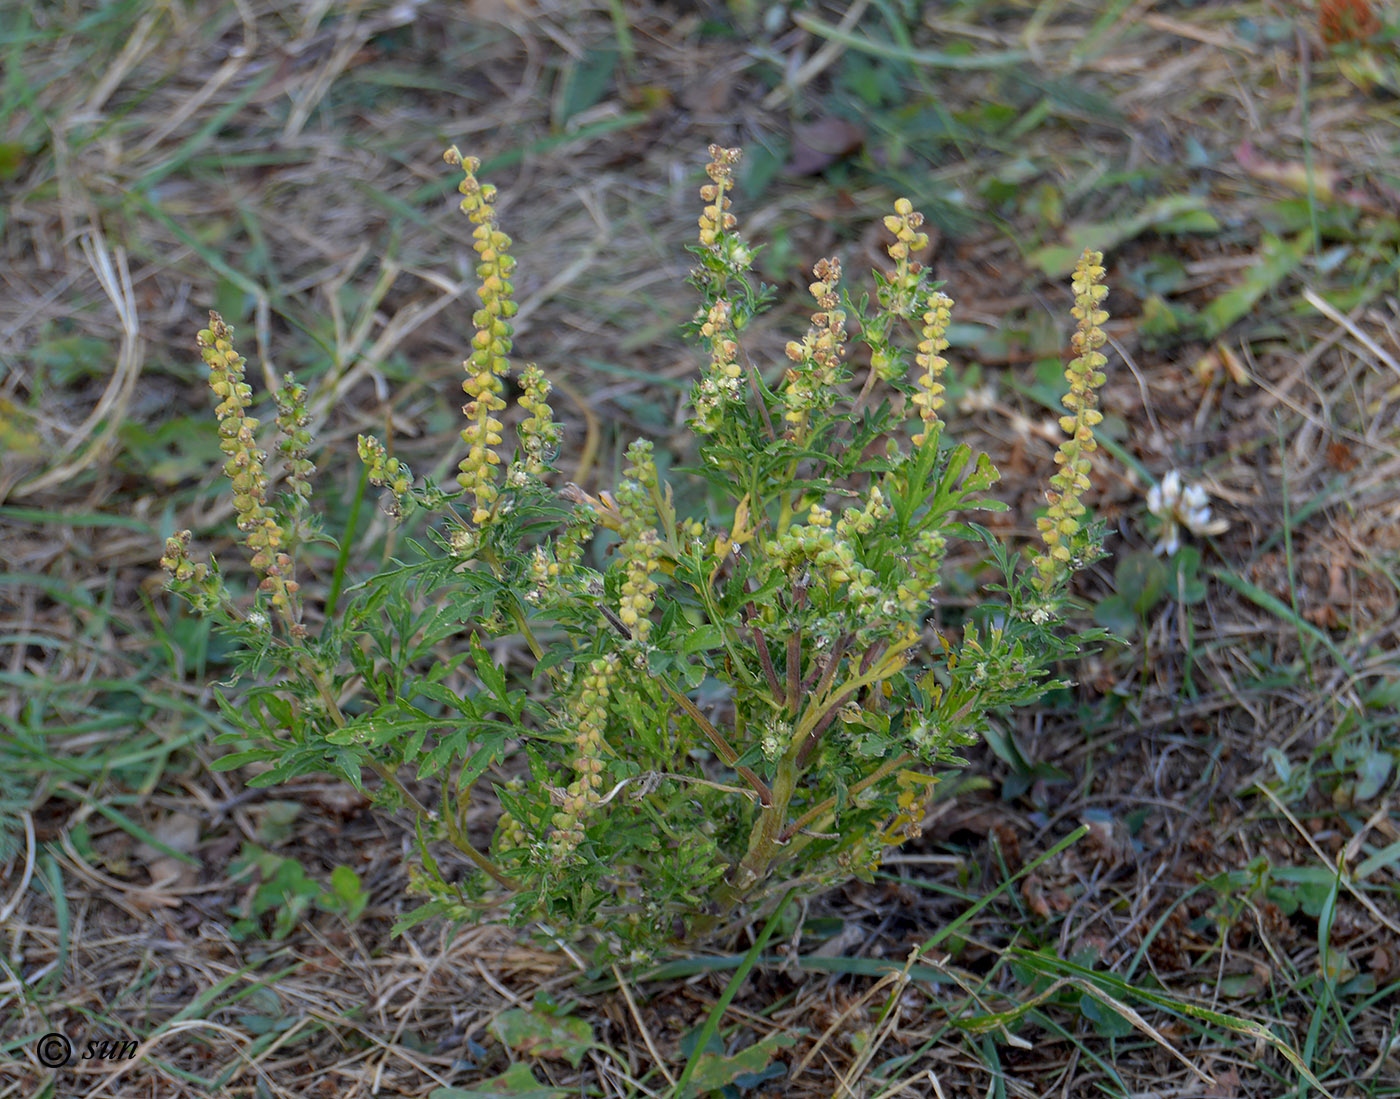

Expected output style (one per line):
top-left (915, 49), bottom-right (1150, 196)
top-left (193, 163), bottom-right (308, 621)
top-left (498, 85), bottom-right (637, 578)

top-left (1146, 470), bottom-right (1229, 555)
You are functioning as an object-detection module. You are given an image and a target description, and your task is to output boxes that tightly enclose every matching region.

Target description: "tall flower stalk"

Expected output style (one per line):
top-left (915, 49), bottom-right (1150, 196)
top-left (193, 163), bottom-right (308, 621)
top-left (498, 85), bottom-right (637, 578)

top-left (446, 146), bottom-right (516, 525)
top-left (1030, 249), bottom-right (1110, 593)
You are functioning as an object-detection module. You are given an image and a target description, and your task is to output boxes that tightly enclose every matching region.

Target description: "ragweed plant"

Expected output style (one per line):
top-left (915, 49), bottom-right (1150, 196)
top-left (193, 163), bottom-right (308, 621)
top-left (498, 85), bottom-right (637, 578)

top-left (163, 146), bottom-right (1111, 961)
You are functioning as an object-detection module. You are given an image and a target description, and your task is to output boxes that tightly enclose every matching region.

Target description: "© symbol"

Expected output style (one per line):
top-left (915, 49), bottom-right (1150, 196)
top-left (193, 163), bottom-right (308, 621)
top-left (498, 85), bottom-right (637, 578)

top-left (36, 1032), bottom-right (72, 1067)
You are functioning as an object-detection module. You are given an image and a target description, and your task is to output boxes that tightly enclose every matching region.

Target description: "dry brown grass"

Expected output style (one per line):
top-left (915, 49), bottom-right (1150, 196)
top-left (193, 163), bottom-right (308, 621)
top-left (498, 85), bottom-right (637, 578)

top-left (4, 0), bottom-right (1400, 1095)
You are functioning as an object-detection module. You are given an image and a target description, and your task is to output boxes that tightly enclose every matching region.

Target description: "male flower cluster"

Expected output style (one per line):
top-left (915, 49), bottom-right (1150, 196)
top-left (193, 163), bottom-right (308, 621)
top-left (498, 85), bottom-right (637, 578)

top-left (354, 150), bottom-right (558, 531)
top-left (691, 145), bottom-right (750, 436)
top-left (697, 143), bottom-right (740, 248)
top-left (880, 198), bottom-right (930, 317)
top-left (357, 434), bottom-right (412, 505)
top-left (159, 530), bottom-right (225, 615)
top-left (892, 529), bottom-right (947, 615)
top-left (867, 197), bottom-right (933, 383)
top-left (514, 363), bottom-right (560, 481)
top-left (616, 441), bottom-right (662, 641)
top-left (1029, 249), bottom-right (1110, 593)
top-left (911, 291), bottom-right (953, 447)
top-left (783, 258), bottom-right (846, 437)
top-left (274, 374), bottom-right (315, 516)
top-left (768, 502), bottom-right (879, 615)
top-left (692, 298), bottom-right (741, 434)
top-left (550, 655), bottom-right (618, 861)
top-left (195, 313), bottom-right (304, 636)
top-left (446, 146), bottom-right (516, 524)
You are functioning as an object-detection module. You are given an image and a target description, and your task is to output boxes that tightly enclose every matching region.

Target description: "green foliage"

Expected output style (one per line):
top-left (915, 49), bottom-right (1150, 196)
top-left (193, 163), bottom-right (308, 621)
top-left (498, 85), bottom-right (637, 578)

top-left (490, 1003), bottom-right (594, 1069)
top-left (228, 846), bottom-right (368, 940)
top-left (163, 146), bottom-right (1114, 962)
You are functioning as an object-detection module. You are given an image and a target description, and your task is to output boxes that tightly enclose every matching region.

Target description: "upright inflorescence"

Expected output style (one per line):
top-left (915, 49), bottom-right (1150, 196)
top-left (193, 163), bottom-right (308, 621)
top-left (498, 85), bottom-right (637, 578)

top-left (514, 363), bottom-right (559, 481)
top-left (615, 440), bottom-right (662, 642)
top-left (880, 198), bottom-right (930, 328)
top-left (691, 145), bottom-right (747, 436)
top-left (692, 298), bottom-right (741, 435)
top-left (893, 529), bottom-right (948, 614)
top-left (1030, 249), bottom-right (1110, 592)
top-left (197, 312), bottom-right (303, 636)
top-left (447, 146), bottom-right (516, 524)
top-left (274, 375), bottom-right (315, 512)
top-left (357, 434), bottom-right (413, 510)
top-left (550, 654), bottom-right (618, 862)
top-left (159, 530), bottom-right (225, 615)
top-left (767, 499), bottom-right (880, 624)
top-left (783, 258), bottom-right (847, 437)
top-left (910, 292), bottom-right (953, 448)
top-left (863, 198), bottom-right (933, 384)
top-left (697, 144), bottom-right (741, 249)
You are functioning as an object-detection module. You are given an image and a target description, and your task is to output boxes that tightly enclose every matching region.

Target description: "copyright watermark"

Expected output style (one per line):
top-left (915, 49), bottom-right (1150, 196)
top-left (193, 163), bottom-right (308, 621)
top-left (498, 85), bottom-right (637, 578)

top-left (34, 1032), bottom-right (138, 1068)
top-left (36, 1032), bottom-right (71, 1067)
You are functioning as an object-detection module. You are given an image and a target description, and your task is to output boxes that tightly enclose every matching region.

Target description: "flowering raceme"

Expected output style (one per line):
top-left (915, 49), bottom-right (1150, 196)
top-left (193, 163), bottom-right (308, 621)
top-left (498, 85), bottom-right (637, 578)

top-left (1029, 249), bottom-right (1110, 593)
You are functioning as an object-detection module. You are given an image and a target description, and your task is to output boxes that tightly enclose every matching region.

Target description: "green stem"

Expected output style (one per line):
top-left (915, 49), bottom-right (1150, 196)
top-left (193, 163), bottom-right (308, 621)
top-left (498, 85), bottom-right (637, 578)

top-left (299, 654), bottom-right (518, 893)
top-left (743, 345), bottom-right (777, 444)
top-left (660, 680), bottom-right (771, 806)
top-left (708, 752), bottom-right (797, 917)
top-left (779, 751), bottom-right (913, 844)
top-left (748, 614), bottom-right (783, 698)
top-left (701, 636), bottom-right (920, 917)
top-left (324, 465), bottom-right (369, 620)
top-left (790, 639), bottom-right (912, 747)
top-left (775, 458), bottom-right (800, 538)
top-left (431, 771), bottom-right (520, 892)
top-left (477, 541), bottom-right (545, 661)
top-left (696, 561), bottom-right (758, 691)
top-left (505, 598), bottom-right (544, 662)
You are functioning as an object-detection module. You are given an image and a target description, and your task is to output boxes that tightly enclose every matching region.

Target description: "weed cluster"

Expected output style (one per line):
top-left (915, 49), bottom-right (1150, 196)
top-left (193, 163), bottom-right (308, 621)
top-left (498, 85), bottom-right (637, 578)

top-left (163, 146), bottom-right (1111, 960)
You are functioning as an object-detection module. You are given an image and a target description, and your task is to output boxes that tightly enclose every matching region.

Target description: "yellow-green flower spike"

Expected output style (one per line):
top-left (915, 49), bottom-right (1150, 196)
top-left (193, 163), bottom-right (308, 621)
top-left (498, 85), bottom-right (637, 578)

top-left (881, 197), bottom-right (930, 318)
top-left (616, 440), bottom-right (661, 642)
top-left (693, 298), bottom-right (741, 434)
top-left (357, 434), bottom-right (413, 507)
top-left (698, 145), bottom-right (741, 249)
top-left (782, 257), bottom-right (846, 437)
top-left (160, 529), bottom-right (226, 614)
top-left (515, 363), bottom-right (560, 479)
top-left (197, 312), bottom-right (303, 636)
top-left (1030, 248), bottom-right (1109, 592)
top-left (910, 291), bottom-right (952, 447)
top-left (550, 654), bottom-right (619, 863)
top-left (446, 146), bottom-right (516, 524)
top-left (274, 373), bottom-right (314, 512)
top-left (199, 312), bottom-right (265, 529)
